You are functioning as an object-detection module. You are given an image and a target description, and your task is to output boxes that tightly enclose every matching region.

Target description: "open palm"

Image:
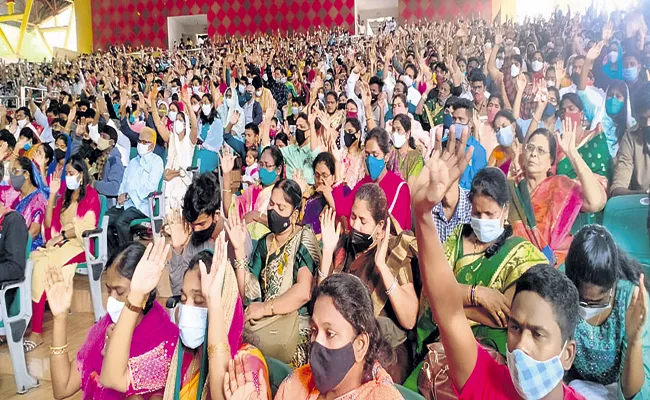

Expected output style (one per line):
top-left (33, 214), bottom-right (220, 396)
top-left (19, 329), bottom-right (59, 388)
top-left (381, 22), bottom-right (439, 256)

top-left (199, 231), bottom-right (228, 308)
top-left (44, 264), bottom-right (74, 318)
top-left (412, 127), bottom-right (473, 215)
top-left (129, 240), bottom-right (170, 297)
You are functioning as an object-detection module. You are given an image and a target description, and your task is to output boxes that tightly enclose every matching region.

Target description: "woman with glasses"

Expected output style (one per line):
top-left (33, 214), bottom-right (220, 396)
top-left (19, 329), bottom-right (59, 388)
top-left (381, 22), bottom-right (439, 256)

top-left (565, 224), bottom-right (650, 400)
top-left (508, 122), bottom-right (607, 266)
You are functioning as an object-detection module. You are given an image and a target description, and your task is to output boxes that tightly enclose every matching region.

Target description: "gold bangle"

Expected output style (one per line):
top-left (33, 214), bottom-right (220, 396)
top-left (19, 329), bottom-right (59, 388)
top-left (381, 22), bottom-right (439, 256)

top-left (223, 189), bottom-right (232, 192)
top-left (50, 344), bottom-right (69, 355)
top-left (208, 342), bottom-right (231, 359)
top-left (234, 258), bottom-right (248, 271)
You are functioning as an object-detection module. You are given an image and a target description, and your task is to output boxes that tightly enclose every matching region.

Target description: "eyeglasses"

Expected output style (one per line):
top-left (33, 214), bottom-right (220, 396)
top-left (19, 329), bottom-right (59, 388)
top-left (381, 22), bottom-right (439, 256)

top-left (524, 143), bottom-right (549, 157)
top-left (314, 172), bottom-right (331, 180)
top-left (138, 139), bottom-right (152, 145)
top-left (579, 288), bottom-right (613, 308)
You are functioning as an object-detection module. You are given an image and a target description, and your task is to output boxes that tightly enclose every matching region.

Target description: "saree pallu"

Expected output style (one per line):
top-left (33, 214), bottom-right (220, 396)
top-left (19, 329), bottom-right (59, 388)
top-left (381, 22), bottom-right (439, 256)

top-left (276, 363), bottom-right (402, 400)
top-left (556, 132), bottom-right (612, 180)
top-left (333, 233), bottom-right (418, 383)
top-left (230, 185), bottom-right (273, 241)
top-left (77, 302), bottom-right (179, 399)
top-left (508, 176), bottom-right (583, 267)
top-left (301, 195), bottom-right (327, 236)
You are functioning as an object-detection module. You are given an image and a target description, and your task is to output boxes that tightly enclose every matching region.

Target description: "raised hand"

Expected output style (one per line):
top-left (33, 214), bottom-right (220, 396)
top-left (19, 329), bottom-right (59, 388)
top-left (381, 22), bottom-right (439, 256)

top-left (320, 207), bottom-right (341, 253)
top-left (586, 40), bottom-right (605, 62)
top-left (168, 208), bottom-right (191, 251)
top-left (412, 127), bottom-right (473, 215)
top-left (556, 118), bottom-right (578, 158)
top-left (626, 274), bottom-right (648, 346)
top-left (223, 353), bottom-right (268, 400)
top-left (228, 110), bottom-right (240, 126)
top-left (224, 206), bottom-right (247, 252)
top-left (374, 217), bottom-right (391, 267)
top-left (199, 231), bottom-right (228, 309)
top-left (602, 20), bottom-right (614, 43)
top-left (129, 240), bottom-right (171, 298)
top-left (516, 73), bottom-right (527, 93)
top-left (44, 264), bottom-right (74, 319)
top-left (292, 169), bottom-right (308, 195)
top-left (50, 168), bottom-right (62, 194)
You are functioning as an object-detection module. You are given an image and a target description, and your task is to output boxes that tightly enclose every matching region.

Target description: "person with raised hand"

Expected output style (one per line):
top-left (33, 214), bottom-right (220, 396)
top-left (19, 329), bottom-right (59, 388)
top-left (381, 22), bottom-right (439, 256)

top-left (47, 241), bottom-right (178, 399)
top-left (411, 128), bottom-right (585, 399)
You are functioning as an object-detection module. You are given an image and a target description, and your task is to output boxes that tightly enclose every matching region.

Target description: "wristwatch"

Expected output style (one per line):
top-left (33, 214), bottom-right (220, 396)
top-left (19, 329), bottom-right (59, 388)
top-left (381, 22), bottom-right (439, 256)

top-left (125, 296), bottom-right (148, 313)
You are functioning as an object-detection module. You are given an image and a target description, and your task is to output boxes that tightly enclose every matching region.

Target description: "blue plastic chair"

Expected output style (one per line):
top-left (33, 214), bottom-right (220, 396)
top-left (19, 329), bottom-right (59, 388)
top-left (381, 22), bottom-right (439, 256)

top-left (602, 194), bottom-right (650, 267)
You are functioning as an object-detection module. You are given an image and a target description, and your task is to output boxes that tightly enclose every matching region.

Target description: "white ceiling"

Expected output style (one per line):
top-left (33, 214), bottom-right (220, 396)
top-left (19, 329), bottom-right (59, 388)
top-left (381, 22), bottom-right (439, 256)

top-left (356, 0), bottom-right (398, 11)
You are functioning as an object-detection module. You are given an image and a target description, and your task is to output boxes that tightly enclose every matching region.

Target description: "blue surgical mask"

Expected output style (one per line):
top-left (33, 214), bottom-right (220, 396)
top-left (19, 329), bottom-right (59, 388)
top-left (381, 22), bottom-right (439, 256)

top-left (507, 342), bottom-right (568, 399)
top-left (623, 67), bottom-right (639, 83)
top-left (606, 97), bottom-right (624, 116)
top-left (365, 155), bottom-right (385, 181)
top-left (451, 123), bottom-right (467, 139)
top-left (259, 167), bottom-right (278, 187)
top-left (113, 103), bottom-right (120, 115)
top-left (377, 70), bottom-right (384, 79)
top-left (497, 125), bottom-right (514, 147)
top-left (543, 103), bottom-right (556, 118)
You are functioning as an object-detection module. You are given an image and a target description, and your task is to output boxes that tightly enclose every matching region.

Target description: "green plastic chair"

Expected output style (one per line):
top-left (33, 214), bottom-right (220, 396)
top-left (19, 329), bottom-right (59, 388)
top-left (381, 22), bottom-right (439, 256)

top-left (395, 384), bottom-right (426, 400)
top-left (570, 211), bottom-right (603, 235)
top-left (266, 357), bottom-right (292, 397)
top-left (602, 194), bottom-right (650, 267)
top-left (129, 147), bottom-right (138, 160)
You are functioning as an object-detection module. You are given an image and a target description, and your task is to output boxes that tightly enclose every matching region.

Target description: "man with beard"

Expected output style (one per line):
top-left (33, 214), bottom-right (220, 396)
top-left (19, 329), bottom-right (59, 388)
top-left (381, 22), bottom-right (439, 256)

top-left (168, 172), bottom-right (252, 297)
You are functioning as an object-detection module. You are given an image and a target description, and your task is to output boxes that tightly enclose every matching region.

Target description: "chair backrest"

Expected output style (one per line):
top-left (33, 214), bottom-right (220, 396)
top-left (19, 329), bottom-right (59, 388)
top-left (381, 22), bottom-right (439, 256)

top-left (98, 195), bottom-right (108, 223)
top-left (266, 357), bottom-right (292, 397)
top-left (25, 236), bottom-right (32, 259)
top-left (129, 147), bottom-right (138, 160)
top-left (602, 195), bottom-right (650, 266)
top-left (395, 384), bottom-right (426, 400)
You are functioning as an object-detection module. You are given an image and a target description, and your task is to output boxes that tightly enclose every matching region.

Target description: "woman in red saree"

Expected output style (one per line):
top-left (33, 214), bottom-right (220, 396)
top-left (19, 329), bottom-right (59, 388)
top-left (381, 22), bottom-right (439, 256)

top-left (44, 242), bottom-right (179, 400)
top-left (223, 273), bottom-right (402, 400)
top-left (332, 128), bottom-right (412, 232)
top-left (508, 122), bottom-right (607, 266)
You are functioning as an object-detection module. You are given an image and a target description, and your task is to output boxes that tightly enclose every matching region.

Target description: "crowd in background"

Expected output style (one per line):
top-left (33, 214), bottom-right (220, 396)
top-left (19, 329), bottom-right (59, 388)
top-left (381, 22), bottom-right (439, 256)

top-left (0, 4), bottom-right (650, 400)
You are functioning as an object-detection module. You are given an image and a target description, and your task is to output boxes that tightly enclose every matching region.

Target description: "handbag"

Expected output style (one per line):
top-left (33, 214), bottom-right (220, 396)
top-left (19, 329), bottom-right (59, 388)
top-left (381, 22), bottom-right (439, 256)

top-left (417, 339), bottom-right (505, 400)
top-left (244, 230), bottom-right (303, 364)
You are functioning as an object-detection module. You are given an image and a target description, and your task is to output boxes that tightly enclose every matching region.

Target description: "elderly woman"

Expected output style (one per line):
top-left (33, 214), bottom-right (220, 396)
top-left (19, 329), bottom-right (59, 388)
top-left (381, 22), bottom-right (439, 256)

top-left (508, 122), bottom-right (607, 266)
top-left (319, 183), bottom-right (418, 384)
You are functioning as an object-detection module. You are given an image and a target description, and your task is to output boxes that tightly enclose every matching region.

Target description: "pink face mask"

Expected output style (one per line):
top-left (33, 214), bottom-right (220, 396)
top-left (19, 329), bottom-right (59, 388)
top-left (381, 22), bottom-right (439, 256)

top-left (346, 111), bottom-right (358, 119)
top-left (487, 107), bottom-right (499, 124)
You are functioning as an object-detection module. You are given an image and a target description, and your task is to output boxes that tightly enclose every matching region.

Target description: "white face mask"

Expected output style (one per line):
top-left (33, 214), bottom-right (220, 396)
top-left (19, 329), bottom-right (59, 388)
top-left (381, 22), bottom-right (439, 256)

top-left (578, 288), bottom-right (613, 320)
top-left (174, 120), bottom-right (185, 134)
top-left (168, 111), bottom-right (178, 122)
top-left (392, 132), bottom-right (407, 149)
top-left (546, 80), bottom-right (556, 88)
top-left (238, 84), bottom-right (246, 93)
top-left (401, 75), bottom-right (414, 88)
top-left (608, 51), bottom-right (619, 64)
top-left (511, 65), bottom-right (521, 78)
top-left (192, 86), bottom-right (201, 95)
top-left (317, 93), bottom-right (324, 101)
top-left (255, 90), bottom-right (262, 97)
top-left (137, 142), bottom-right (151, 157)
top-left (226, 97), bottom-right (235, 108)
top-left (531, 60), bottom-right (544, 72)
top-left (496, 58), bottom-right (504, 70)
top-left (170, 87), bottom-right (179, 95)
top-left (65, 174), bottom-right (81, 190)
top-left (470, 208), bottom-right (505, 243)
top-left (17, 118), bottom-right (27, 129)
top-left (192, 104), bottom-right (200, 113)
top-left (178, 304), bottom-right (208, 349)
top-left (201, 104), bottom-right (212, 116)
top-left (106, 296), bottom-right (125, 323)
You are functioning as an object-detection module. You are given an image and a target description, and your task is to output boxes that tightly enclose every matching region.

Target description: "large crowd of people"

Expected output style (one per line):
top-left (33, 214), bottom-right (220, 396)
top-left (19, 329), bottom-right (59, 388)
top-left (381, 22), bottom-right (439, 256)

top-left (0, 5), bottom-right (650, 400)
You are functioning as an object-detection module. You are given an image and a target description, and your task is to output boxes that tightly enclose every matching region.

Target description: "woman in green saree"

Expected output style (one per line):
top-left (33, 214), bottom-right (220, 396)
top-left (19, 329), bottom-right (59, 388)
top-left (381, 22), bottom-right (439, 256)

top-left (230, 179), bottom-right (321, 368)
top-left (404, 167), bottom-right (546, 392)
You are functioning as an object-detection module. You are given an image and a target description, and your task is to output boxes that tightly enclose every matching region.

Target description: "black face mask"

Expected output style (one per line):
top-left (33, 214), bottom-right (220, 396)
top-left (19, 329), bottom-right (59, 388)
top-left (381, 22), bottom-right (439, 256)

top-left (295, 129), bottom-right (307, 146)
top-left (347, 228), bottom-right (374, 255)
top-left (54, 148), bottom-right (66, 161)
top-left (191, 222), bottom-right (215, 246)
top-left (310, 340), bottom-right (357, 394)
top-left (371, 94), bottom-right (378, 104)
top-left (343, 131), bottom-right (357, 148)
top-left (267, 209), bottom-right (292, 234)
top-left (338, 103), bottom-right (346, 110)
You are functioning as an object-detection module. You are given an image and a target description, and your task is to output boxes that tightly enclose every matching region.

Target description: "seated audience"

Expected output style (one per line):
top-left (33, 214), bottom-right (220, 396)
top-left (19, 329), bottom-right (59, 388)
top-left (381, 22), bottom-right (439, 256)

top-left (300, 152), bottom-right (336, 237)
top-left (44, 242), bottom-right (178, 399)
top-left (320, 183), bottom-right (418, 383)
top-left (0, 198), bottom-right (28, 284)
top-left (105, 127), bottom-right (163, 256)
top-left (89, 125), bottom-right (124, 199)
top-left (27, 154), bottom-right (100, 351)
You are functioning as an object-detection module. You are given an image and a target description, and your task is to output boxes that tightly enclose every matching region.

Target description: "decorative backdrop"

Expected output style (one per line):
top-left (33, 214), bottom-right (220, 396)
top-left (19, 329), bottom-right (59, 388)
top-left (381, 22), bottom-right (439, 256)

top-left (90, 0), bottom-right (355, 50)
top-left (398, 0), bottom-right (491, 23)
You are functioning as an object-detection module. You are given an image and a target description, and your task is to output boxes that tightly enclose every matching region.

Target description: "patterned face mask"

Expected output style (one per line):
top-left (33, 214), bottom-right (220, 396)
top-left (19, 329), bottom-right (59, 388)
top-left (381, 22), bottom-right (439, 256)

top-left (506, 341), bottom-right (567, 399)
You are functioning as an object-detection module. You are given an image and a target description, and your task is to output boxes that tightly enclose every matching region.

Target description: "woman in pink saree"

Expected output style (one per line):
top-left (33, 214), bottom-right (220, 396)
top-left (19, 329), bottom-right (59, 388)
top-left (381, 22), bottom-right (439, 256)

top-left (332, 128), bottom-right (412, 232)
top-left (44, 242), bottom-right (179, 400)
top-left (508, 123), bottom-right (607, 266)
top-left (101, 237), bottom-right (269, 400)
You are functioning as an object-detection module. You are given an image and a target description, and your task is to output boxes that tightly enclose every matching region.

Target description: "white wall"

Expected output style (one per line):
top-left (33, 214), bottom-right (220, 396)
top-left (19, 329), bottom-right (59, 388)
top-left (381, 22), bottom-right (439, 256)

top-left (167, 15), bottom-right (208, 49)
